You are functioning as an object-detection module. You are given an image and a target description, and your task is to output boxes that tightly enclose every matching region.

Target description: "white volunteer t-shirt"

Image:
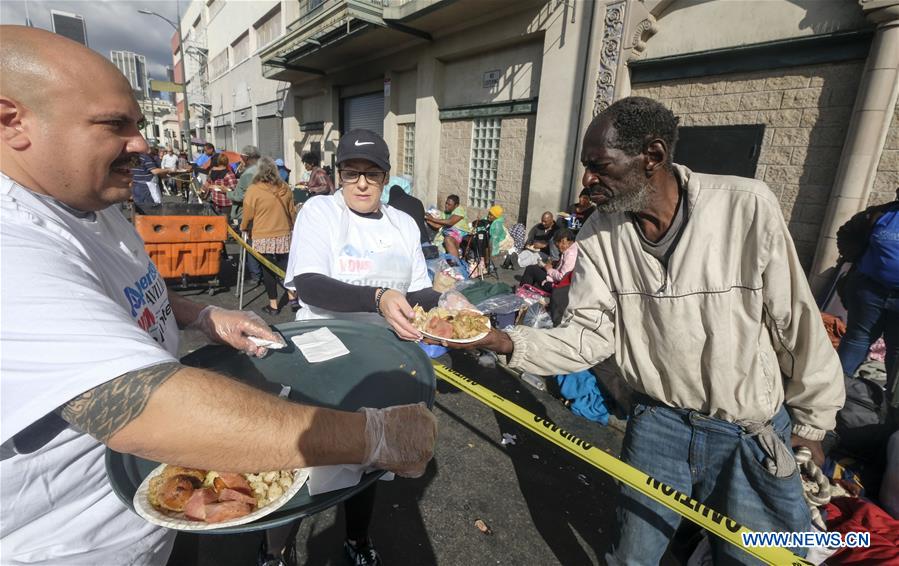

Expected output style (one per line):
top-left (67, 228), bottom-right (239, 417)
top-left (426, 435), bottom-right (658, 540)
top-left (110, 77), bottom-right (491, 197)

top-left (284, 190), bottom-right (432, 326)
top-left (1, 175), bottom-right (179, 565)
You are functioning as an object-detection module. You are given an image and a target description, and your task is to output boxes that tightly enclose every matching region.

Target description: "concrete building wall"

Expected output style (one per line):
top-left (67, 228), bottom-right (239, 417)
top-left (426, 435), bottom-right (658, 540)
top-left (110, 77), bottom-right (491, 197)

top-left (395, 68), bottom-right (418, 117)
top-left (442, 41), bottom-right (543, 108)
top-left (644, 0), bottom-right (867, 59)
top-left (631, 61), bottom-right (864, 269)
top-left (203, 1), bottom-right (294, 161)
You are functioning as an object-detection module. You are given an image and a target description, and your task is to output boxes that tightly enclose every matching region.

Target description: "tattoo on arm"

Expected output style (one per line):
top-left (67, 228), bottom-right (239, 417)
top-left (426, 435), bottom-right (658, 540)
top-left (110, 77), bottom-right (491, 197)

top-left (57, 362), bottom-right (182, 443)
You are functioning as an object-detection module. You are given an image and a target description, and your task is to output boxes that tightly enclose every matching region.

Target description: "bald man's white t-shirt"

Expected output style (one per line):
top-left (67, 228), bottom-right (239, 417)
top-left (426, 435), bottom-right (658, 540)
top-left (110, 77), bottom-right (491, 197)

top-left (1, 175), bottom-right (179, 565)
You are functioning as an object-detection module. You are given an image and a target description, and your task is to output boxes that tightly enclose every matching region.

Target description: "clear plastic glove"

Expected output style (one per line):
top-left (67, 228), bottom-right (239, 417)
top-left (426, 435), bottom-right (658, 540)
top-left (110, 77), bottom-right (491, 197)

top-left (379, 289), bottom-right (422, 341)
top-left (360, 403), bottom-right (437, 478)
top-left (189, 305), bottom-right (286, 357)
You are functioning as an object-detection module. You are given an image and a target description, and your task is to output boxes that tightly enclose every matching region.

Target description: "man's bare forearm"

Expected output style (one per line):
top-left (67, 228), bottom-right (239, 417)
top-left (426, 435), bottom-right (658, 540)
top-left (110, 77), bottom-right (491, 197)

top-left (168, 291), bottom-right (206, 328)
top-left (59, 364), bottom-right (366, 472)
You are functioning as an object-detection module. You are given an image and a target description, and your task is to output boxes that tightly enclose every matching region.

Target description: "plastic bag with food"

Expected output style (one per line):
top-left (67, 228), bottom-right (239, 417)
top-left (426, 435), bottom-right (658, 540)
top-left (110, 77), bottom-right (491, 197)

top-left (438, 290), bottom-right (475, 312)
top-left (521, 302), bottom-right (553, 329)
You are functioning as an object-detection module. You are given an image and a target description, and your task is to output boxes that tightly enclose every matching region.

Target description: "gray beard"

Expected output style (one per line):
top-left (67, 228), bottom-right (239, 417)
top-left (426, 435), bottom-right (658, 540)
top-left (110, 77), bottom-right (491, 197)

top-left (595, 182), bottom-right (654, 213)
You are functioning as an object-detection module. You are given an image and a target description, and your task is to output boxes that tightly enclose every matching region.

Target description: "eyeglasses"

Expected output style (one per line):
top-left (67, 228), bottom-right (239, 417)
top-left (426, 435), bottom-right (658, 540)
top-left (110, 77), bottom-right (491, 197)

top-left (338, 169), bottom-right (387, 185)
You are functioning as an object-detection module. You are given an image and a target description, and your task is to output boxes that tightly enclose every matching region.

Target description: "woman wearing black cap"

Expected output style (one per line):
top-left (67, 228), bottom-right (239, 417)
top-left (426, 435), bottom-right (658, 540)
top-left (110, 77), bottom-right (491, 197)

top-left (284, 129), bottom-right (440, 565)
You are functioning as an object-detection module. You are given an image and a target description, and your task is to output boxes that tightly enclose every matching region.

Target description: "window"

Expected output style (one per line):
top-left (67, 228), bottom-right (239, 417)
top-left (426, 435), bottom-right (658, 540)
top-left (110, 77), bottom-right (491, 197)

top-left (255, 8), bottom-right (282, 50)
top-left (209, 49), bottom-right (229, 78)
top-left (207, 0), bottom-right (225, 22)
top-left (402, 124), bottom-right (415, 176)
top-left (231, 33), bottom-right (249, 64)
top-left (467, 118), bottom-right (501, 209)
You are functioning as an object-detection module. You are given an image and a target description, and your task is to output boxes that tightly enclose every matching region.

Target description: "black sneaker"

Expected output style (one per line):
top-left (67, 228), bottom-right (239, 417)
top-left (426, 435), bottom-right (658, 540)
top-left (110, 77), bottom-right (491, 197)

top-left (344, 538), bottom-right (381, 566)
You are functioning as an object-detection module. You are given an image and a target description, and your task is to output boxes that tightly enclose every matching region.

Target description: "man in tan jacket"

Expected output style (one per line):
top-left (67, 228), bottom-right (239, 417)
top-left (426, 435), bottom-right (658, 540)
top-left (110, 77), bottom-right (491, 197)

top-left (473, 97), bottom-right (844, 563)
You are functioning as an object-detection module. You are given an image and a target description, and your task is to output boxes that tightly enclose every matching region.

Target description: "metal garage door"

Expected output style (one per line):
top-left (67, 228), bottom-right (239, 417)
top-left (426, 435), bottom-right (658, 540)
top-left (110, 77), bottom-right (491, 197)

top-left (215, 125), bottom-right (233, 150)
top-left (257, 116), bottom-right (283, 160)
top-left (234, 120), bottom-right (253, 152)
top-left (341, 92), bottom-right (384, 136)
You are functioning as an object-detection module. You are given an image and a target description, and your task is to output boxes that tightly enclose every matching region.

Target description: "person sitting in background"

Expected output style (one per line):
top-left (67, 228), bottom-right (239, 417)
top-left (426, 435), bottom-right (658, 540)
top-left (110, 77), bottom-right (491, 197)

top-left (301, 151), bottom-right (334, 196)
top-left (201, 153), bottom-right (236, 216)
top-left (519, 228), bottom-right (577, 294)
top-left (426, 194), bottom-right (469, 258)
top-left (465, 205), bottom-right (509, 273)
top-left (560, 189), bottom-right (596, 233)
top-left (516, 211), bottom-right (558, 266)
top-left (241, 157), bottom-right (298, 315)
top-left (516, 227), bottom-right (581, 326)
top-left (285, 129), bottom-right (441, 565)
top-left (275, 158), bottom-right (291, 184)
top-left (388, 184), bottom-right (430, 244)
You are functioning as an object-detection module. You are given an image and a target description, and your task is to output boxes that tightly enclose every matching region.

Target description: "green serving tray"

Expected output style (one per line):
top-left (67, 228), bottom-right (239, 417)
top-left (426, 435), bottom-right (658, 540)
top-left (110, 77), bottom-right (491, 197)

top-left (105, 320), bottom-right (435, 534)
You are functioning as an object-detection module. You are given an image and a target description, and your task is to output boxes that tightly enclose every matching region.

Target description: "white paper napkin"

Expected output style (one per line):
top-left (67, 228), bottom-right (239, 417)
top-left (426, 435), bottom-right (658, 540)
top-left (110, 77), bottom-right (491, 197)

top-left (306, 465), bottom-right (394, 496)
top-left (290, 327), bottom-right (350, 363)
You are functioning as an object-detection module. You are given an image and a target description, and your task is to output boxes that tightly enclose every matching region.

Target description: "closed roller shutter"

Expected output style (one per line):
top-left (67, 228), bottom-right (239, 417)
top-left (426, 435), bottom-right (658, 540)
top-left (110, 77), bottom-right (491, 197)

top-left (257, 116), bottom-right (283, 160)
top-left (234, 120), bottom-right (253, 152)
top-left (215, 125), bottom-right (232, 150)
top-left (341, 92), bottom-right (384, 136)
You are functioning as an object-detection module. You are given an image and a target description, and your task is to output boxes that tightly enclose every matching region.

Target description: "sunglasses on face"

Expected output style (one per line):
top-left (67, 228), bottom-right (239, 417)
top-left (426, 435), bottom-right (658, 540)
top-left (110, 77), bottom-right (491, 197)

top-left (338, 169), bottom-right (388, 184)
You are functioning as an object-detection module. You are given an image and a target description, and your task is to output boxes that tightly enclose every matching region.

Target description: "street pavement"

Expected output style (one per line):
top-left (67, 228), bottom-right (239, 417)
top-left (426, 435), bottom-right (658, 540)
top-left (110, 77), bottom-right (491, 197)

top-left (166, 241), bottom-right (635, 566)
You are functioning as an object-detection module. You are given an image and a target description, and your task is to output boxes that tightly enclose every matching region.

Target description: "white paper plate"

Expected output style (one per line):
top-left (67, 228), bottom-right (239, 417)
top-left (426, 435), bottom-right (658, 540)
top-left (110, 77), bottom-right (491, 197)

top-left (418, 312), bottom-right (491, 344)
top-left (133, 465), bottom-right (309, 531)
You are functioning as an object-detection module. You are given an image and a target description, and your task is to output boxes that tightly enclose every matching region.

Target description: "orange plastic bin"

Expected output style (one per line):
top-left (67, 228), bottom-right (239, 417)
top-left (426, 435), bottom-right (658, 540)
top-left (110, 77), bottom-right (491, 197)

top-left (134, 216), bottom-right (227, 286)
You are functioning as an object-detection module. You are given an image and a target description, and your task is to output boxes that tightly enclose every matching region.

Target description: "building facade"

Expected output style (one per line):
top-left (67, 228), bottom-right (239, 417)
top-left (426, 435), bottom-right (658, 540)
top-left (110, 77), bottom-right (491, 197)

top-left (172, 0), bottom-right (214, 148)
top-left (50, 10), bottom-right (87, 46)
top-left (110, 50), bottom-right (150, 99)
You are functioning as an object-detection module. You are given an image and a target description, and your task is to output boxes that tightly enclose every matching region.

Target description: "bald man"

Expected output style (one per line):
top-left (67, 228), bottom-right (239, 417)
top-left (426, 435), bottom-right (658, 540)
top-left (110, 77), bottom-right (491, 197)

top-left (0, 26), bottom-right (436, 565)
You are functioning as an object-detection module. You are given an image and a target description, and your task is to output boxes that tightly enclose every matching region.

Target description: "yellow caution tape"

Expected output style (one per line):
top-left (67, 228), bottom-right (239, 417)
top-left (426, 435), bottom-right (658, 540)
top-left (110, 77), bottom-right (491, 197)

top-left (227, 226), bottom-right (287, 279)
top-left (432, 363), bottom-right (813, 566)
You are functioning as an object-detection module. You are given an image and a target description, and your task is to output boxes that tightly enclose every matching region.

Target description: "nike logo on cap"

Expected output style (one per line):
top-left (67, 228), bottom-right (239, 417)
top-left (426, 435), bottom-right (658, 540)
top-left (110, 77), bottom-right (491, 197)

top-left (354, 140), bottom-right (375, 146)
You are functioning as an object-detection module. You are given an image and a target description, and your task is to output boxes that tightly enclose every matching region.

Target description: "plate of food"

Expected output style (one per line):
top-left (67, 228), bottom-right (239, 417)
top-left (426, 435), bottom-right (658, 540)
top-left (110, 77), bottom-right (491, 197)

top-left (413, 305), bottom-right (491, 344)
top-left (133, 464), bottom-right (309, 531)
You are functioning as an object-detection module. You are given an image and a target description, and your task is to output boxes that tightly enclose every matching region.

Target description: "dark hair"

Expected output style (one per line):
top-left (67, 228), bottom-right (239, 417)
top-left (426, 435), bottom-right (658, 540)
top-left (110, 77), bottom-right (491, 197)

top-left (302, 151), bottom-right (321, 167)
top-left (447, 194), bottom-right (460, 205)
top-left (554, 228), bottom-right (575, 243)
top-left (204, 142), bottom-right (215, 151)
top-left (579, 188), bottom-right (590, 198)
top-left (601, 96), bottom-right (679, 162)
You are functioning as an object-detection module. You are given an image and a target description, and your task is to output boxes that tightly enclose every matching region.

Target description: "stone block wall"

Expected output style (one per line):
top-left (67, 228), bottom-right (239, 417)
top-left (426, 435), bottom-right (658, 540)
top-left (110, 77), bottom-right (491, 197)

top-left (437, 115), bottom-right (535, 225)
top-left (631, 61), bottom-right (864, 269)
top-left (872, 103), bottom-right (899, 206)
top-left (437, 119), bottom-right (473, 212)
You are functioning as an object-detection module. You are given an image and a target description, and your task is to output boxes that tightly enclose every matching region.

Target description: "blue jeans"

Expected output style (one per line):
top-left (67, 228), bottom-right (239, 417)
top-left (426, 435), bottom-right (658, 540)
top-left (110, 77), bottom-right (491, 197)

top-left (609, 403), bottom-right (810, 565)
top-left (838, 273), bottom-right (899, 394)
